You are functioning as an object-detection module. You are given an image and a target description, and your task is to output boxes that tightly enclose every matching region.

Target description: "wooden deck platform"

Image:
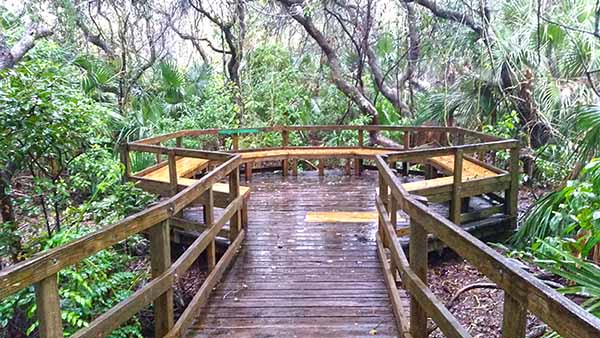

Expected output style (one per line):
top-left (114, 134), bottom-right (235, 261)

top-left (183, 172), bottom-right (402, 338)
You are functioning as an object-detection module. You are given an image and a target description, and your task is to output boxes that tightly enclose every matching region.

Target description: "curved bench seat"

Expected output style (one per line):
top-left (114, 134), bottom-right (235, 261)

top-left (236, 147), bottom-right (395, 161)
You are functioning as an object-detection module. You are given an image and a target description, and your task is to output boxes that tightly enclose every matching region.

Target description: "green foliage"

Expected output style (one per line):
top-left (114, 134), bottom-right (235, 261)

top-left (0, 227), bottom-right (146, 337)
top-left (514, 159), bottom-right (600, 251)
top-left (532, 239), bottom-right (600, 336)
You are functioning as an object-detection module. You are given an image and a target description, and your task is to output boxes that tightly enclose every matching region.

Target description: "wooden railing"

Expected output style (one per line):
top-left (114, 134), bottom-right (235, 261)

top-left (0, 124), bottom-right (546, 337)
top-left (375, 145), bottom-right (600, 337)
top-left (0, 149), bottom-right (244, 338)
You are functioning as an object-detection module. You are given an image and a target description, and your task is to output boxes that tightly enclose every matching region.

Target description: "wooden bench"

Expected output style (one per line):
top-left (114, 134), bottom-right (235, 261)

top-left (237, 147), bottom-right (395, 177)
top-left (135, 157), bottom-right (251, 227)
top-left (400, 156), bottom-right (503, 202)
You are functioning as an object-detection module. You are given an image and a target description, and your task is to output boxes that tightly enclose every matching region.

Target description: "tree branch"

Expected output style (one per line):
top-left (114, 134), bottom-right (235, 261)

top-left (0, 24), bottom-right (53, 70)
top-left (413, 0), bottom-right (484, 36)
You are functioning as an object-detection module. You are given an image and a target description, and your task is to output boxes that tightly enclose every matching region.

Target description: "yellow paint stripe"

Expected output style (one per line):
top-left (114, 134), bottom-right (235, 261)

top-left (305, 211), bottom-right (380, 223)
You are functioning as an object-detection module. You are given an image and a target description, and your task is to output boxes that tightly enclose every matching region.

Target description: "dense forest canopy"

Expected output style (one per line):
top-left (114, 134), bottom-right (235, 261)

top-left (1, 0), bottom-right (600, 337)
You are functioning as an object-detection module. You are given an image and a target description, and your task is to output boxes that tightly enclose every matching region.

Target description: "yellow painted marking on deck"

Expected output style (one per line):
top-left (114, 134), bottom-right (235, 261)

top-left (305, 211), bottom-right (379, 223)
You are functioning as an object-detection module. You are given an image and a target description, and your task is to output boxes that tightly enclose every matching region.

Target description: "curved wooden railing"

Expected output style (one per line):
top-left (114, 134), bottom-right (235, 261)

top-left (375, 143), bottom-right (600, 337)
top-left (4, 124), bottom-right (595, 338)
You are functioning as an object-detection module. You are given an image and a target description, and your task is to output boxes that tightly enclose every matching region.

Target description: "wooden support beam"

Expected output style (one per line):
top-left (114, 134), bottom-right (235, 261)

top-left (506, 146), bottom-right (520, 228)
top-left (149, 220), bottom-right (174, 337)
top-left (344, 158), bottom-right (351, 176)
top-left (292, 159), bottom-right (298, 176)
top-left (229, 167), bottom-right (241, 241)
top-left (410, 218), bottom-right (428, 338)
top-left (205, 188), bottom-right (216, 271)
top-left (282, 159), bottom-right (289, 177)
top-left (450, 149), bottom-right (463, 224)
top-left (502, 292), bottom-right (527, 338)
top-left (120, 143), bottom-right (131, 180)
top-left (282, 130), bottom-right (289, 147)
top-left (232, 134), bottom-right (239, 151)
top-left (35, 274), bottom-right (64, 338)
top-left (358, 129), bottom-right (364, 147)
top-left (176, 136), bottom-right (182, 148)
top-left (168, 150), bottom-right (178, 196)
top-left (402, 132), bottom-right (410, 176)
top-left (244, 161), bottom-right (253, 182)
top-left (354, 158), bottom-right (361, 176)
top-left (318, 160), bottom-right (324, 176)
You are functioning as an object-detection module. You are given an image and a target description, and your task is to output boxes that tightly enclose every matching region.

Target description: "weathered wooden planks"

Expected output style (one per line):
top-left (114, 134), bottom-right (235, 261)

top-left (183, 172), bottom-right (399, 338)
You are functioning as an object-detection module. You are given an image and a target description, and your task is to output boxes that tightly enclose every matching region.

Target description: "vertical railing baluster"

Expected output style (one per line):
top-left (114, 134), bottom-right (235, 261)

top-left (149, 220), bottom-right (173, 337)
top-left (409, 218), bottom-right (428, 338)
top-left (35, 274), bottom-right (64, 338)
top-left (450, 149), bottom-right (463, 224)
top-left (358, 129), bottom-right (364, 147)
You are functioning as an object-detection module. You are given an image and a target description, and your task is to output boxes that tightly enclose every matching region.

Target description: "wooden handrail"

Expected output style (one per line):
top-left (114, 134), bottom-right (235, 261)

top-left (375, 154), bottom-right (600, 338)
top-left (0, 155), bottom-right (240, 298)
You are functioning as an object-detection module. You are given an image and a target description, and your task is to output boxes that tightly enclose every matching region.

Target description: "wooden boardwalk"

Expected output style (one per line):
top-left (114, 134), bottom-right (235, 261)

top-left (184, 171), bottom-right (401, 337)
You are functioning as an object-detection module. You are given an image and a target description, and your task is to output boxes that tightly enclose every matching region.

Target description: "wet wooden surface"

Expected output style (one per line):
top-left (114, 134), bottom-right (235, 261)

top-left (184, 170), bottom-right (401, 338)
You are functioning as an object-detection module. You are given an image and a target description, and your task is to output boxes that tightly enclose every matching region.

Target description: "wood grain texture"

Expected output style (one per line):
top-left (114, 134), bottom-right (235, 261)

top-left (183, 171), bottom-right (399, 338)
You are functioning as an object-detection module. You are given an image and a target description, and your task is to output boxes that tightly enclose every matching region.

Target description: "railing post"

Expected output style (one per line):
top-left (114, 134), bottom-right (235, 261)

top-left (149, 220), bottom-right (174, 337)
top-left (358, 129), bottom-right (364, 147)
top-left (450, 149), bottom-right (463, 224)
top-left (168, 149), bottom-right (178, 196)
top-left (282, 129), bottom-right (289, 148)
top-left (245, 162), bottom-right (253, 181)
top-left (155, 147), bottom-right (162, 164)
top-left (229, 167), bottom-right (241, 240)
top-left (378, 170), bottom-right (388, 244)
top-left (506, 146), bottom-right (520, 229)
top-left (402, 131), bottom-right (410, 176)
top-left (232, 134), bottom-right (239, 151)
top-left (502, 292), bottom-right (527, 338)
top-left (318, 160), bottom-right (325, 176)
top-left (409, 218), bottom-right (428, 338)
top-left (35, 274), bottom-right (64, 338)
top-left (282, 129), bottom-right (289, 177)
top-left (119, 143), bottom-right (131, 183)
top-left (205, 187), bottom-right (216, 271)
top-left (292, 159), bottom-right (298, 176)
top-left (176, 136), bottom-right (182, 148)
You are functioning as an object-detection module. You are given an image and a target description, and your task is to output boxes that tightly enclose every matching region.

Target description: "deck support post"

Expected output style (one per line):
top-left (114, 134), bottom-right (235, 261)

top-left (450, 149), bottom-right (463, 224)
top-left (402, 132), bottom-right (410, 176)
top-left (149, 220), bottom-right (174, 337)
top-left (35, 274), bottom-right (64, 338)
top-left (205, 188), bottom-right (216, 271)
top-left (502, 292), bottom-right (527, 338)
top-left (168, 149), bottom-right (178, 196)
top-left (318, 160), bottom-right (325, 176)
top-left (409, 218), bottom-right (428, 338)
top-left (354, 158), bottom-right (362, 176)
top-left (283, 159), bottom-right (289, 177)
top-left (292, 159), bottom-right (298, 176)
top-left (245, 162), bottom-right (253, 182)
top-left (506, 146), bottom-right (520, 229)
top-left (344, 158), bottom-right (351, 176)
top-left (229, 167), bottom-right (241, 240)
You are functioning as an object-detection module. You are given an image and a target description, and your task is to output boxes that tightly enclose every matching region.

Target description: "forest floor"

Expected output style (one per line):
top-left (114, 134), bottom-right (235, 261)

top-left (427, 185), bottom-right (550, 338)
